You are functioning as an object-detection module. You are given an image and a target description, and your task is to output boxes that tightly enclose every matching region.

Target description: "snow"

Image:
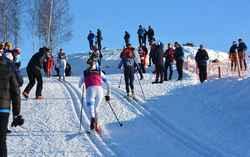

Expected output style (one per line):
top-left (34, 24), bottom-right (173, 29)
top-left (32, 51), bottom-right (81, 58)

top-left (9, 46), bottom-right (250, 157)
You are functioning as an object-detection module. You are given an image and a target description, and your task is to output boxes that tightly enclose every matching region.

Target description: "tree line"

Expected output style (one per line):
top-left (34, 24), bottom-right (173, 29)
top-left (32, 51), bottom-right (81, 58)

top-left (0, 0), bottom-right (73, 54)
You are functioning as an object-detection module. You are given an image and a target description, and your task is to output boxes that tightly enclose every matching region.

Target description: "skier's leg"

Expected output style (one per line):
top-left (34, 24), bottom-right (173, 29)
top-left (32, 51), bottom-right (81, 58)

top-left (35, 70), bottom-right (43, 96)
top-left (124, 71), bottom-right (130, 94)
top-left (94, 86), bottom-right (103, 130)
top-left (24, 69), bottom-right (36, 94)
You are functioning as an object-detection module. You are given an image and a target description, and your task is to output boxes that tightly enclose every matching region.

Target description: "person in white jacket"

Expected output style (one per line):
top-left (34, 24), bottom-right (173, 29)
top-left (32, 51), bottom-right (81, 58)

top-left (78, 61), bottom-right (111, 132)
top-left (58, 49), bottom-right (67, 81)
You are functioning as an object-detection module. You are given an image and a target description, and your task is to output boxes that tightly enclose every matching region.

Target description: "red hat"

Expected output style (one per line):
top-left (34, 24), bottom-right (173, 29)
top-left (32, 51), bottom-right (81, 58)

top-left (60, 48), bottom-right (64, 53)
top-left (13, 48), bottom-right (21, 54)
top-left (0, 42), bottom-right (5, 47)
top-left (200, 45), bottom-right (204, 49)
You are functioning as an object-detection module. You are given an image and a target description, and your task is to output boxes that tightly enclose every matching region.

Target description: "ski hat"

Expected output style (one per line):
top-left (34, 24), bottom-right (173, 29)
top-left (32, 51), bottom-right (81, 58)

top-left (6, 42), bottom-right (12, 50)
top-left (200, 44), bottom-right (204, 49)
top-left (168, 43), bottom-right (172, 47)
top-left (3, 52), bottom-right (13, 61)
top-left (13, 48), bottom-right (21, 54)
top-left (238, 38), bottom-right (242, 42)
top-left (60, 48), bottom-right (64, 53)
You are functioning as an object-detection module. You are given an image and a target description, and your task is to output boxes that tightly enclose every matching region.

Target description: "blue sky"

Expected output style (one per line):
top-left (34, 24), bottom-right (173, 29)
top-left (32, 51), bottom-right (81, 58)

top-left (21, 0), bottom-right (250, 66)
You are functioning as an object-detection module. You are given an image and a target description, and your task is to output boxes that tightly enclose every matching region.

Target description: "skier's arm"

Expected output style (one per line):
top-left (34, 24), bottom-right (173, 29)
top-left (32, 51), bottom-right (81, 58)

top-left (134, 58), bottom-right (140, 70)
top-left (78, 74), bottom-right (85, 88)
top-left (118, 58), bottom-right (124, 69)
top-left (101, 72), bottom-right (111, 96)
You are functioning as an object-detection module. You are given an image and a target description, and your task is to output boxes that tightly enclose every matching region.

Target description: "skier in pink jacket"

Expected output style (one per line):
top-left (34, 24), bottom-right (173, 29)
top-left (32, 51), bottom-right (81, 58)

top-left (78, 61), bottom-right (110, 132)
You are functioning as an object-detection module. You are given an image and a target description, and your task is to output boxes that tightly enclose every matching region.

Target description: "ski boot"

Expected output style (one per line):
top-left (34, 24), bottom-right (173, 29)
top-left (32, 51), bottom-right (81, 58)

top-left (90, 117), bottom-right (95, 130)
top-left (22, 92), bottom-right (30, 100)
top-left (124, 93), bottom-right (130, 100)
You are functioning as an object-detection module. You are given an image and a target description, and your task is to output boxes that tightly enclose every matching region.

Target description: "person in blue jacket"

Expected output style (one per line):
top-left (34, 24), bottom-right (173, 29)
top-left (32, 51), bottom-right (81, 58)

top-left (137, 25), bottom-right (145, 47)
top-left (195, 45), bottom-right (209, 83)
top-left (87, 30), bottom-right (95, 50)
top-left (174, 42), bottom-right (184, 80)
top-left (118, 48), bottom-right (140, 100)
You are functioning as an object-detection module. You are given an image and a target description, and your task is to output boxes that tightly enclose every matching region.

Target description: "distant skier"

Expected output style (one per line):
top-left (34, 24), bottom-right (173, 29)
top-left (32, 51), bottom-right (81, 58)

top-left (174, 42), bottom-right (184, 80)
top-left (137, 25), bottom-right (145, 47)
top-left (124, 31), bottom-right (130, 47)
top-left (58, 48), bottom-right (67, 82)
top-left (23, 46), bottom-right (50, 99)
top-left (164, 43), bottom-right (175, 81)
top-left (229, 41), bottom-right (238, 71)
top-left (147, 26), bottom-right (154, 45)
top-left (96, 29), bottom-right (103, 50)
top-left (118, 47), bottom-right (140, 100)
top-left (238, 38), bottom-right (247, 71)
top-left (195, 45), bottom-right (209, 83)
top-left (78, 61), bottom-right (111, 132)
top-left (87, 30), bottom-right (95, 50)
top-left (152, 41), bottom-right (164, 84)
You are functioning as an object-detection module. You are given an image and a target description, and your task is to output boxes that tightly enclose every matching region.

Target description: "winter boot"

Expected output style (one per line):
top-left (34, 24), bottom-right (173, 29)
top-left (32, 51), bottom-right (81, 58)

top-left (22, 92), bottom-right (30, 99)
top-left (152, 80), bottom-right (158, 84)
top-left (159, 78), bottom-right (163, 83)
top-left (63, 76), bottom-right (66, 82)
top-left (7, 129), bottom-right (11, 134)
top-left (163, 77), bottom-right (168, 81)
top-left (90, 117), bottom-right (95, 130)
top-left (95, 122), bottom-right (100, 132)
top-left (36, 96), bottom-right (44, 99)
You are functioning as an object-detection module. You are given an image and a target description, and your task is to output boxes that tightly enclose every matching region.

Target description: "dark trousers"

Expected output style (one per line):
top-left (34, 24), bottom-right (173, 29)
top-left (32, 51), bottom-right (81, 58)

top-left (97, 40), bottom-right (102, 50)
top-left (138, 63), bottom-right (144, 79)
top-left (139, 61), bottom-right (146, 73)
top-left (138, 36), bottom-right (143, 47)
top-left (198, 66), bottom-right (207, 83)
top-left (55, 68), bottom-right (59, 76)
top-left (124, 68), bottom-right (135, 94)
top-left (24, 68), bottom-right (43, 96)
top-left (155, 64), bottom-right (163, 81)
top-left (164, 61), bottom-right (173, 80)
top-left (142, 36), bottom-right (147, 45)
top-left (125, 39), bottom-right (129, 47)
top-left (0, 113), bottom-right (9, 157)
top-left (89, 40), bottom-right (94, 50)
top-left (176, 60), bottom-right (184, 80)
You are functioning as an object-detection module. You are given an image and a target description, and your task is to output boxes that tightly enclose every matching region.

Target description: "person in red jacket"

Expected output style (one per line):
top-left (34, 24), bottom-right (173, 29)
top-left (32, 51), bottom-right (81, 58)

top-left (46, 55), bottom-right (54, 77)
top-left (164, 43), bottom-right (175, 81)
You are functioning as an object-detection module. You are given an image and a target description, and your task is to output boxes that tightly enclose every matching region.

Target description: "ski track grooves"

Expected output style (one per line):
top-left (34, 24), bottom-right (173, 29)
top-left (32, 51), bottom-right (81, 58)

top-left (109, 84), bottom-right (231, 157)
top-left (57, 79), bottom-right (116, 157)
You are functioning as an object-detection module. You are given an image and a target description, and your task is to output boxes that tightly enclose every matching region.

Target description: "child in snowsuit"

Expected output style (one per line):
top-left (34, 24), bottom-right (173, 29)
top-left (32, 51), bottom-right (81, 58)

top-left (78, 61), bottom-right (111, 131)
top-left (118, 48), bottom-right (140, 99)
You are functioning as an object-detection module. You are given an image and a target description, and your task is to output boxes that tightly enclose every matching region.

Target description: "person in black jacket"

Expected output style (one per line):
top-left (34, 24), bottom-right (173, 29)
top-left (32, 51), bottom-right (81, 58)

top-left (195, 45), bottom-right (209, 83)
top-left (0, 56), bottom-right (24, 157)
top-left (229, 41), bottom-right (238, 71)
top-left (96, 29), bottom-right (103, 50)
top-left (152, 41), bottom-right (164, 84)
top-left (23, 46), bottom-right (50, 99)
top-left (124, 31), bottom-right (130, 47)
top-left (148, 26), bottom-right (154, 45)
top-left (174, 42), bottom-right (184, 80)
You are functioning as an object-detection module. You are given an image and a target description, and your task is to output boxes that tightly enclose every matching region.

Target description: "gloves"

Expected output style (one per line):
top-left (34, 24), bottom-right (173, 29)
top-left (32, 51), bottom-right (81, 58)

top-left (11, 115), bottom-right (24, 127)
top-left (105, 95), bottom-right (110, 102)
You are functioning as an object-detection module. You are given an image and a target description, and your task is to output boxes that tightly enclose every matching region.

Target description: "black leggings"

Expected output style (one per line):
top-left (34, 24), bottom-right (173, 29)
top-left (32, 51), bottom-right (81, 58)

top-left (0, 113), bottom-right (9, 157)
top-left (124, 68), bottom-right (135, 94)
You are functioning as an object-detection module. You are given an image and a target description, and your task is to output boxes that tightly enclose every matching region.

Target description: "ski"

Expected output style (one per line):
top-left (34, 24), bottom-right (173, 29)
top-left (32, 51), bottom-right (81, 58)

top-left (131, 96), bottom-right (138, 102)
top-left (86, 129), bottom-right (103, 137)
top-left (124, 96), bottom-right (131, 102)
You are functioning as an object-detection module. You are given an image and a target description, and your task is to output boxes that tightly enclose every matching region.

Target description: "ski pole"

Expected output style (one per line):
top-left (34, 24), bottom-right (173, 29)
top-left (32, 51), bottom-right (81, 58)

top-left (136, 73), bottom-right (146, 100)
top-left (107, 101), bottom-right (123, 127)
top-left (118, 73), bottom-right (123, 88)
top-left (79, 86), bottom-right (84, 133)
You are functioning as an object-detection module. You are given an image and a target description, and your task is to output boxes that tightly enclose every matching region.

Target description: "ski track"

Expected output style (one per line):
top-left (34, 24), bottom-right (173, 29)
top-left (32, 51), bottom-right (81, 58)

top-left (108, 83), bottom-right (231, 157)
top-left (58, 78), bottom-right (116, 157)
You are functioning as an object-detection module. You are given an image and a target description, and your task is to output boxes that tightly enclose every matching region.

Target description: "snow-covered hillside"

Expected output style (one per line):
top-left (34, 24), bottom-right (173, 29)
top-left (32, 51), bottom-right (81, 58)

top-left (11, 46), bottom-right (250, 157)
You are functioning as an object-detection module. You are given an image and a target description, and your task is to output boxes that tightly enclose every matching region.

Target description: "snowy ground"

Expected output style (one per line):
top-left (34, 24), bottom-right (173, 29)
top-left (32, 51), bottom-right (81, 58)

top-left (10, 46), bottom-right (250, 157)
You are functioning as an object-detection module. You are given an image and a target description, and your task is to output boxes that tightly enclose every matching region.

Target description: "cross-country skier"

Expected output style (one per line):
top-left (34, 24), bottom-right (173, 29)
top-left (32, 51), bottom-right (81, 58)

top-left (58, 48), bottom-right (67, 82)
top-left (78, 61), bottom-right (111, 132)
top-left (118, 47), bottom-right (140, 100)
top-left (195, 45), bottom-right (209, 83)
top-left (23, 46), bottom-right (50, 99)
